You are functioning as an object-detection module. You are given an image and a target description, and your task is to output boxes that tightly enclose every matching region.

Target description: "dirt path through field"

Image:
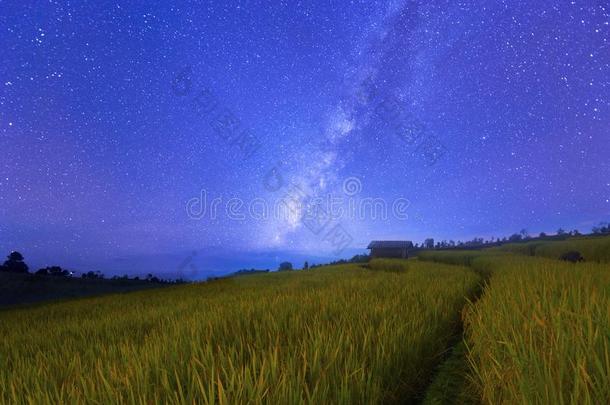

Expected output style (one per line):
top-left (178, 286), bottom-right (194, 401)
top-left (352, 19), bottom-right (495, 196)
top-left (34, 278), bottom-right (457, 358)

top-left (418, 264), bottom-right (490, 404)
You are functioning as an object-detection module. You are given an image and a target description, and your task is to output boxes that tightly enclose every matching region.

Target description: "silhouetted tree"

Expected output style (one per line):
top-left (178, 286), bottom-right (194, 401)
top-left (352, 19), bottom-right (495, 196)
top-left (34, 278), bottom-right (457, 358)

top-left (303, 261), bottom-right (309, 270)
top-left (468, 237), bottom-right (484, 246)
top-left (424, 238), bottom-right (434, 249)
top-left (36, 266), bottom-right (70, 276)
top-left (3, 251), bottom-right (29, 273)
top-left (508, 233), bottom-right (522, 242)
top-left (278, 262), bottom-right (293, 271)
top-left (539, 232), bottom-right (547, 238)
top-left (145, 273), bottom-right (161, 282)
top-left (49, 266), bottom-right (70, 277)
top-left (557, 228), bottom-right (566, 235)
top-left (349, 254), bottom-right (370, 263)
top-left (82, 270), bottom-right (104, 279)
top-left (592, 222), bottom-right (608, 234)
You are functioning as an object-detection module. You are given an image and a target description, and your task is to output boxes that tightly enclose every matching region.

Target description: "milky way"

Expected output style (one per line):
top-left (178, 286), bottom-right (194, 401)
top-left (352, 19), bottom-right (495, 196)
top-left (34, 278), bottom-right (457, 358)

top-left (1, 1), bottom-right (609, 278)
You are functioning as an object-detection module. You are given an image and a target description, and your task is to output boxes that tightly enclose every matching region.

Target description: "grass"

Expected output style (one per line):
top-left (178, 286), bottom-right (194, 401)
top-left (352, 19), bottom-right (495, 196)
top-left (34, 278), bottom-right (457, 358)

top-left (494, 235), bottom-right (610, 263)
top-left (417, 250), bottom-right (485, 267)
top-left (421, 249), bottom-right (610, 404)
top-left (417, 250), bottom-right (505, 279)
top-left (367, 258), bottom-right (411, 272)
top-left (464, 256), bottom-right (610, 404)
top-left (4, 236), bottom-right (608, 403)
top-left (0, 261), bottom-right (480, 404)
top-left (421, 341), bottom-right (478, 405)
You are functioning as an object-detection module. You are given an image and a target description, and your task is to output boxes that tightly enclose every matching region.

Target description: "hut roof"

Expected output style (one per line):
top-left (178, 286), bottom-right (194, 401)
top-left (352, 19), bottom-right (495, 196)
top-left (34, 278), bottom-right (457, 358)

top-left (367, 240), bottom-right (413, 249)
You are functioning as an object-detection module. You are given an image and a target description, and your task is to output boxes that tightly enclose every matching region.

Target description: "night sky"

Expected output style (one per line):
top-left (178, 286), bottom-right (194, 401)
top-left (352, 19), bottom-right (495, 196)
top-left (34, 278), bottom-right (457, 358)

top-left (1, 1), bottom-right (609, 279)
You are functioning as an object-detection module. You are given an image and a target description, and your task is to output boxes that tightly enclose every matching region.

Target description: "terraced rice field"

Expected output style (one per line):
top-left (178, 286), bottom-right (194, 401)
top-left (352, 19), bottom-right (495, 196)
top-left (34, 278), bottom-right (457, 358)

top-left (0, 261), bottom-right (479, 404)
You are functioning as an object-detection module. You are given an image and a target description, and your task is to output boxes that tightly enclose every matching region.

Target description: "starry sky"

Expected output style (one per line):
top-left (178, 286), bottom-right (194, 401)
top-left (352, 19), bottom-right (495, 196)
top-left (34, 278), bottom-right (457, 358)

top-left (1, 1), bottom-right (609, 279)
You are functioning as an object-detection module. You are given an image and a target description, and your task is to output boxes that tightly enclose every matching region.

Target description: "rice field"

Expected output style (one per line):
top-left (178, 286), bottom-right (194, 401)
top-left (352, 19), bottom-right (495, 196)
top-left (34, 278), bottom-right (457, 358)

top-left (464, 255), bottom-right (610, 404)
top-left (421, 248), bottom-right (610, 404)
top-left (493, 236), bottom-right (610, 263)
top-left (367, 258), bottom-right (411, 272)
top-left (2, 236), bottom-right (609, 404)
top-left (0, 261), bottom-right (480, 404)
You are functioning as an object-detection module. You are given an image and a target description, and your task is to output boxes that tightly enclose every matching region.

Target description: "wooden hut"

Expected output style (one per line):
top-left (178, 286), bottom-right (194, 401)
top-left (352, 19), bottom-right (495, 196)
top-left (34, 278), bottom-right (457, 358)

top-left (367, 240), bottom-right (413, 259)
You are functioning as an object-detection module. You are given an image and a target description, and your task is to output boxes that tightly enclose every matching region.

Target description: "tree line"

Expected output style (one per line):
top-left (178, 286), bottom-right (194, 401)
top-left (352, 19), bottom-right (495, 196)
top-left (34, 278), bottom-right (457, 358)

top-left (415, 222), bottom-right (608, 250)
top-left (0, 251), bottom-right (185, 283)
